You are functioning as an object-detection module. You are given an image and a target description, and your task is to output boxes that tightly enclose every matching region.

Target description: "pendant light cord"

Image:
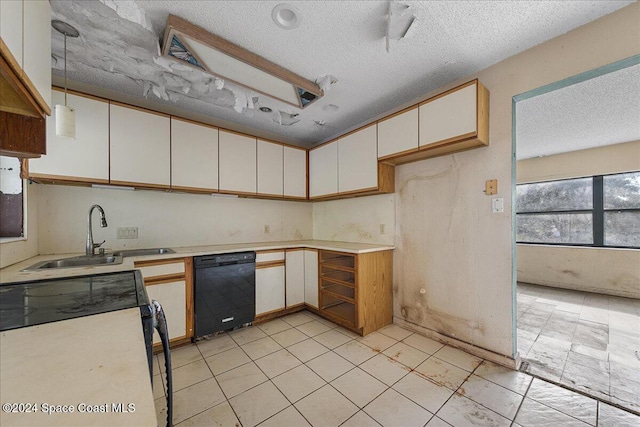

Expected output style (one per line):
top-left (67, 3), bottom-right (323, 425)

top-left (64, 33), bottom-right (68, 107)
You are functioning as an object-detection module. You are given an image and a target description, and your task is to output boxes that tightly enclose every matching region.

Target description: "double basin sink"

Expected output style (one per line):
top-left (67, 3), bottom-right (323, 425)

top-left (23, 248), bottom-right (175, 271)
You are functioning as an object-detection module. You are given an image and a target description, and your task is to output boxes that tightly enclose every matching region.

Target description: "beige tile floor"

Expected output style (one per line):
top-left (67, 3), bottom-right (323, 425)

top-left (153, 310), bottom-right (640, 426)
top-left (517, 282), bottom-right (640, 414)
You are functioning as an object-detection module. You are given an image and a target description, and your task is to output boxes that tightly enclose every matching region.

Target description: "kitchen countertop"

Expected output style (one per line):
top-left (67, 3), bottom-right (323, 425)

top-left (0, 308), bottom-right (157, 427)
top-left (0, 240), bottom-right (395, 284)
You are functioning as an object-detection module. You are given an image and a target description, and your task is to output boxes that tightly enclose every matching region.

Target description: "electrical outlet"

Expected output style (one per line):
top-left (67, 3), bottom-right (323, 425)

top-left (264, 225), bottom-right (270, 234)
top-left (117, 227), bottom-right (138, 239)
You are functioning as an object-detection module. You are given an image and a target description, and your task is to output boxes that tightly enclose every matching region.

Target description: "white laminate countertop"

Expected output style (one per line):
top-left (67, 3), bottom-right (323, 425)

top-left (0, 240), bottom-right (394, 284)
top-left (0, 308), bottom-right (157, 427)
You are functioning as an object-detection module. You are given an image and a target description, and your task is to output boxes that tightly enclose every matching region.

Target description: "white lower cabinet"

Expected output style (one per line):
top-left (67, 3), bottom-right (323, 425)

top-left (256, 265), bottom-right (285, 315)
top-left (145, 280), bottom-right (187, 344)
top-left (285, 250), bottom-right (305, 307)
top-left (304, 250), bottom-right (319, 309)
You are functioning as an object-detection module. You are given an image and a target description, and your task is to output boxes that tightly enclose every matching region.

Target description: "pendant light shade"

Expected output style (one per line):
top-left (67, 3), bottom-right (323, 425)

top-left (55, 104), bottom-right (75, 139)
top-left (52, 20), bottom-right (79, 139)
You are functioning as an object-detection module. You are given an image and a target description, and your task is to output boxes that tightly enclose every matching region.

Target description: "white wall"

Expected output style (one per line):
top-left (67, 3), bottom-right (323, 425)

top-left (0, 183), bottom-right (39, 268)
top-left (392, 3), bottom-right (640, 359)
top-left (518, 246), bottom-right (640, 299)
top-left (35, 185), bottom-right (312, 255)
top-left (312, 194), bottom-right (395, 245)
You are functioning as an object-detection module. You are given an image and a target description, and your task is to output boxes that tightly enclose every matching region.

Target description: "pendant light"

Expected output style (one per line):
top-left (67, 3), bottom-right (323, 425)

top-left (51, 20), bottom-right (79, 139)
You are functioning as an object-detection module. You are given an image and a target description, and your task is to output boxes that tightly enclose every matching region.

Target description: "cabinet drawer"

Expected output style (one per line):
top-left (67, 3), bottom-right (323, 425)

top-left (135, 260), bottom-right (185, 278)
top-left (256, 251), bottom-right (285, 263)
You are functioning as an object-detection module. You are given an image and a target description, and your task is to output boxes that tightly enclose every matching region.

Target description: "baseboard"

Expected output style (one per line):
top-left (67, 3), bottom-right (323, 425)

top-left (393, 316), bottom-right (520, 370)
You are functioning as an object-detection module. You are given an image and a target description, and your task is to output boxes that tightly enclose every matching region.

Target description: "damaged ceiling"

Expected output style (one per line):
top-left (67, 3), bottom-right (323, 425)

top-left (50, 0), bottom-right (634, 148)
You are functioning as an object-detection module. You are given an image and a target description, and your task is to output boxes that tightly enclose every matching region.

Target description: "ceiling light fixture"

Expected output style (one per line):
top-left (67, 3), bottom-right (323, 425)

top-left (271, 3), bottom-right (303, 30)
top-left (51, 20), bottom-right (79, 139)
top-left (162, 15), bottom-right (321, 109)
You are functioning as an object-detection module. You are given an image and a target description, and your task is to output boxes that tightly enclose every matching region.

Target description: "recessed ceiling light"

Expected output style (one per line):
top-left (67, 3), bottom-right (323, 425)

top-left (272, 3), bottom-right (302, 30)
top-left (259, 106), bottom-right (272, 113)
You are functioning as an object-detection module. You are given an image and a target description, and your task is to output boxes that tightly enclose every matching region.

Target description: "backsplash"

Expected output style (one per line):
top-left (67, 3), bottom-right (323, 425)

top-left (35, 184), bottom-right (313, 255)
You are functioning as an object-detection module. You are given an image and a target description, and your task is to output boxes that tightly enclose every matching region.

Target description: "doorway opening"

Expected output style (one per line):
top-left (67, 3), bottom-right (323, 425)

top-left (512, 55), bottom-right (640, 413)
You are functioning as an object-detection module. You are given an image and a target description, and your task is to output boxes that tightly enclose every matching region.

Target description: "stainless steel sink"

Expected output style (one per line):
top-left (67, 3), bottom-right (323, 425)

top-left (22, 255), bottom-right (124, 271)
top-left (112, 248), bottom-right (175, 257)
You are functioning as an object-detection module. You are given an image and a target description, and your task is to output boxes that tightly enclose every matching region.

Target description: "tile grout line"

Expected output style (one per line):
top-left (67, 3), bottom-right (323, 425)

top-left (510, 376), bottom-right (534, 427)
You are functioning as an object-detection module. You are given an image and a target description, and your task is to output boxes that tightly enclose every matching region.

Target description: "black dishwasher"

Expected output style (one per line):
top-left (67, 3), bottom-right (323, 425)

top-left (193, 252), bottom-right (256, 338)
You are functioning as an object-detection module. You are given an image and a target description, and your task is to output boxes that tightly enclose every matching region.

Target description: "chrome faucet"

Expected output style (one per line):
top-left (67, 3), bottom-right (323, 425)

top-left (86, 204), bottom-right (108, 256)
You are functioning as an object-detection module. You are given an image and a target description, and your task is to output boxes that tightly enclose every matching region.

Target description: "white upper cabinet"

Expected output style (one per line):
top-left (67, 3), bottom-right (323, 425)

top-left (1, 0), bottom-right (22, 70)
top-left (309, 140), bottom-right (338, 198)
top-left (377, 107), bottom-right (419, 159)
top-left (1, 0), bottom-right (51, 113)
top-left (22, 0), bottom-right (51, 111)
top-left (30, 91), bottom-right (109, 181)
top-left (257, 139), bottom-right (283, 196)
top-left (110, 103), bottom-right (171, 187)
top-left (171, 118), bottom-right (219, 192)
top-left (419, 81), bottom-right (477, 148)
top-left (283, 146), bottom-right (307, 199)
top-left (219, 130), bottom-right (257, 194)
top-left (338, 124), bottom-right (378, 193)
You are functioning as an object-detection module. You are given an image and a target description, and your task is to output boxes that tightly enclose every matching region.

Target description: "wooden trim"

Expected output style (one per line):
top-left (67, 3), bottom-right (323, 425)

top-left (184, 257), bottom-right (194, 339)
top-left (19, 67), bottom-right (51, 116)
top-left (109, 180), bottom-right (171, 190)
top-left (26, 173), bottom-right (110, 185)
top-left (309, 191), bottom-right (340, 200)
top-left (378, 147), bottom-right (420, 162)
top-left (153, 335), bottom-right (191, 353)
top-left (258, 136), bottom-right (306, 151)
top-left (376, 104), bottom-right (419, 124)
top-left (0, 53), bottom-right (43, 118)
top-left (256, 261), bottom-right (285, 269)
top-left (476, 81), bottom-right (490, 146)
top-left (337, 122), bottom-right (377, 141)
top-left (109, 100), bottom-right (170, 118)
top-left (256, 249), bottom-right (287, 255)
top-left (142, 273), bottom-right (185, 286)
top-left (253, 304), bottom-right (305, 324)
top-left (309, 138), bottom-right (338, 152)
top-left (377, 162), bottom-right (395, 193)
top-left (283, 195), bottom-right (308, 201)
top-left (419, 131), bottom-right (477, 151)
top-left (218, 128), bottom-right (258, 141)
top-left (163, 15), bottom-right (322, 107)
top-left (393, 137), bottom-right (487, 165)
top-left (338, 186), bottom-right (379, 197)
top-left (135, 258), bottom-right (186, 268)
top-left (0, 38), bottom-right (22, 78)
top-left (218, 189), bottom-right (257, 197)
top-left (52, 86), bottom-right (108, 103)
top-left (170, 185), bottom-right (218, 194)
top-left (419, 79), bottom-right (478, 107)
top-left (285, 248), bottom-right (305, 253)
top-left (253, 192), bottom-right (285, 199)
top-left (170, 115), bottom-right (219, 130)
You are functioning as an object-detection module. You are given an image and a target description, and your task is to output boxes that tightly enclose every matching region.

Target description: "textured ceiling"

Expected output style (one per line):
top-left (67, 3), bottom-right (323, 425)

top-left (516, 63), bottom-right (640, 160)
top-left (50, 0), bottom-right (634, 148)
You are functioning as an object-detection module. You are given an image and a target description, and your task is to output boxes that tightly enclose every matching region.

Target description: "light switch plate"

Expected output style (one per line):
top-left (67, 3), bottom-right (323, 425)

top-left (492, 198), bottom-right (504, 213)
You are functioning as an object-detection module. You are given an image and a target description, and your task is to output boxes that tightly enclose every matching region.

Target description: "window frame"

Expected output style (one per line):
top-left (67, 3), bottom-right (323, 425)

top-left (516, 172), bottom-right (639, 249)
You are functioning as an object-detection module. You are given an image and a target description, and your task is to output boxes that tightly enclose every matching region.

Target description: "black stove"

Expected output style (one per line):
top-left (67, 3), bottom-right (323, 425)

top-left (0, 270), bottom-right (149, 332)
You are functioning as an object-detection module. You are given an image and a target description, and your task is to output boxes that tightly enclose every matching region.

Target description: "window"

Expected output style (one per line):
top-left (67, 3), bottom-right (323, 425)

top-left (0, 156), bottom-right (24, 239)
top-left (516, 172), bottom-right (640, 248)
